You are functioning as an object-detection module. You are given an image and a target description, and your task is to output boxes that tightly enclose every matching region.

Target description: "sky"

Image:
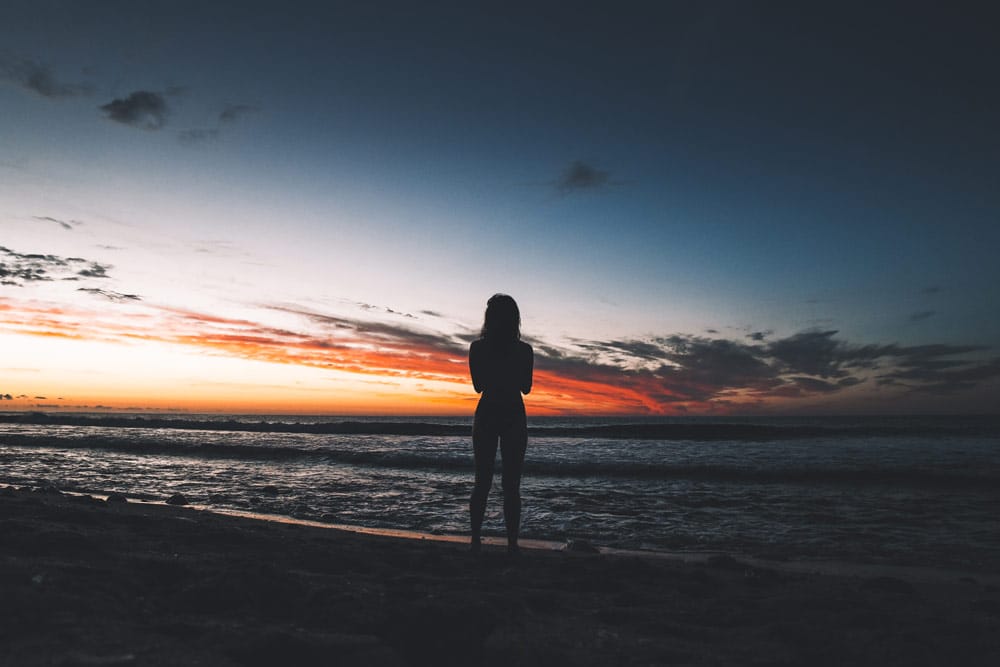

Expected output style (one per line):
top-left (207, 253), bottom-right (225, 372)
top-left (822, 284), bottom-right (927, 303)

top-left (1, 1), bottom-right (999, 415)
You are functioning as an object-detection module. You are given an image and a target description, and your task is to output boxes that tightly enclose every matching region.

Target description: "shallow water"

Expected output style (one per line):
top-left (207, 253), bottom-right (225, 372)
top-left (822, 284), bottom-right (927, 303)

top-left (2, 413), bottom-right (998, 572)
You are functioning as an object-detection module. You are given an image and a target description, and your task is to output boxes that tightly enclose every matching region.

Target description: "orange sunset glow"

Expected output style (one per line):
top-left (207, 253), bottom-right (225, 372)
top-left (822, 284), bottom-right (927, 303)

top-left (1, 296), bottom-right (687, 415)
top-left (3, 285), bottom-right (999, 416)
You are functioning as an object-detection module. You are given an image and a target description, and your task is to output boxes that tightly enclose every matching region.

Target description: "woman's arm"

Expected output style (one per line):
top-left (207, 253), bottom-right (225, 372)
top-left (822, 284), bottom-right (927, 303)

top-left (469, 341), bottom-right (484, 393)
top-left (521, 343), bottom-right (533, 395)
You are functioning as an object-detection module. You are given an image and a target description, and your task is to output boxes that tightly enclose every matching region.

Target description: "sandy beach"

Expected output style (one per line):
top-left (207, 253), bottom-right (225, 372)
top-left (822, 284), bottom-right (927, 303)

top-left (2, 485), bottom-right (998, 666)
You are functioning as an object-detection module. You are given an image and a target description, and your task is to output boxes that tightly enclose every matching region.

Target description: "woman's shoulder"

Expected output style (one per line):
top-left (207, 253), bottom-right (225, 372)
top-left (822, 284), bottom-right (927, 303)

top-left (518, 340), bottom-right (533, 355)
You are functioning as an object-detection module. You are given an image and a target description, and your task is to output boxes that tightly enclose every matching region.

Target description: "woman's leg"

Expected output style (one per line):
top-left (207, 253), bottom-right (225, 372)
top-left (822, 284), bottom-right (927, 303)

top-left (470, 415), bottom-right (498, 552)
top-left (499, 414), bottom-right (528, 553)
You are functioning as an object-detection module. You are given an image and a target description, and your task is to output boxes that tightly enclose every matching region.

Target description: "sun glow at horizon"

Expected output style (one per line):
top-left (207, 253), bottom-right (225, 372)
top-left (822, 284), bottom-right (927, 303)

top-left (3, 291), bottom-right (998, 416)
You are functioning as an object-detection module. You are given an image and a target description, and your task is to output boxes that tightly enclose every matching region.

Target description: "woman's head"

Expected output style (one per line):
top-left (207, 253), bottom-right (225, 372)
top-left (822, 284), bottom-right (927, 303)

top-left (481, 293), bottom-right (520, 344)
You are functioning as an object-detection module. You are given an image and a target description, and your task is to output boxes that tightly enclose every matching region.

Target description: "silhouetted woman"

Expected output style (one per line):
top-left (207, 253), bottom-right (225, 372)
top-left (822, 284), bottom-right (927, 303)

top-left (469, 294), bottom-right (533, 555)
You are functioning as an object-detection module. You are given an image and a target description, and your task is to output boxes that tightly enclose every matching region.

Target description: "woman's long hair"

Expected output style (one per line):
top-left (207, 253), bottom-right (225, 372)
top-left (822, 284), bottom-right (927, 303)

top-left (480, 294), bottom-right (520, 351)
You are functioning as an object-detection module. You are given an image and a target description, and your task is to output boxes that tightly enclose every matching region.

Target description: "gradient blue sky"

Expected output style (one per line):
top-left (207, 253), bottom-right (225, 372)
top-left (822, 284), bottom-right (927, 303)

top-left (2, 1), bottom-right (999, 414)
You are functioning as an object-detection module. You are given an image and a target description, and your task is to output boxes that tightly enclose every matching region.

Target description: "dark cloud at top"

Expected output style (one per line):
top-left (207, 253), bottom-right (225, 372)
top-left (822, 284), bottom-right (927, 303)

top-left (554, 160), bottom-right (611, 195)
top-left (910, 310), bottom-right (935, 322)
top-left (921, 286), bottom-right (940, 295)
top-left (0, 55), bottom-right (92, 98)
top-left (0, 245), bottom-right (112, 286)
top-left (100, 91), bottom-right (169, 130)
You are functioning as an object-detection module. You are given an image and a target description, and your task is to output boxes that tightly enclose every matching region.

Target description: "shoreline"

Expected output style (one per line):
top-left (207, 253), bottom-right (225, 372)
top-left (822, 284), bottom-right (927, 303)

top-left (210, 505), bottom-right (1000, 587)
top-left (3, 485), bottom-right (999, 666)
top-left (12, 482), bottom-right (1000, 583)
top-left (47, 487), bottom-right (1000, 586)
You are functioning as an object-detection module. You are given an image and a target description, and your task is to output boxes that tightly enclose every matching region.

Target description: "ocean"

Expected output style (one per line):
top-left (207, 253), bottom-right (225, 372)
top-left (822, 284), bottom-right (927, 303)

top-left (2, 413), bottom-right (998, 573)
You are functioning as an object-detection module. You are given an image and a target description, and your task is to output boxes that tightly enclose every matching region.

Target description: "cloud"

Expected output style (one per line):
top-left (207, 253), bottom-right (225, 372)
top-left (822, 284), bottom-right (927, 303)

top-left (555, 328), bottom-right (1000, 412)
top-left (219, 104), bottom-right (257, 124)
top-left (909, 310), bottom-right (935, 322)
top-left (921, 286), bottom-right (940, 295)
top-left (268, 304), bottom-right (468, 357)
top-left (1, 394), bottom-right (12, 400)
top-left (0, 55), bottom-right (92, 98)
top-left (0, 246), bottom-right (113, 286)
top-left (766, 330), bottom-right (845, 378)
top-left (554, 160), bottom-right (611, 195)
top-left (33, 215), bottom-right (81, 231)
top-left (76, 263), bottom-right (111, 278)
top-left (100, 91), bottom-right (169, 129)
top-left (790, 376), bottom-right (840, 393)
top-left (873, 345), bottom-right (1000, 394)
top-left (746, 330), bottom-right (772, 341)
top-left (77, 288), bottom-right (141, 302)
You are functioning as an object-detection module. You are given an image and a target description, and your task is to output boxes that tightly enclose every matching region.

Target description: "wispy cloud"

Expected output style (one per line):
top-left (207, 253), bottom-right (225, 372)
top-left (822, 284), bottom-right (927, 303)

top-left (219, 103), bottom-right (257, 124)
top-left (909, 310), bottom-right (935, 322)
top-left (100, 91), bottom-right (170, 130)
top-left (0, 55), bottom-right (93, 98)
top-left (77, 288), bottom-right (141, 302)
top-left (33, 215), bottom-right (81, 231)
top-left (553, 160), bottom-right (612, 195)
top-left (179, 102), bottom-right (258, 145)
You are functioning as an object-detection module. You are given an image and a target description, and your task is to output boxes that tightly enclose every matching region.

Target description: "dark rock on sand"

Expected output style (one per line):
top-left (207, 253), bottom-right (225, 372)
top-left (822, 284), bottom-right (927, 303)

top-left (166, 493), bottom-right (189, 506)
top-left (106, 492), bottom-right (128, 503)
top-left (208, 494), bottom-right (228, 504)
top-left (261, 485), bottom-right (280, 496)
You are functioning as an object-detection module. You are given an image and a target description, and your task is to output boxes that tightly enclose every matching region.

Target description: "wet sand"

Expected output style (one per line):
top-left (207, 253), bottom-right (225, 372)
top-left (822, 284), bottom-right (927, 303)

top-left (2, 486), bottom-right (998, 666)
